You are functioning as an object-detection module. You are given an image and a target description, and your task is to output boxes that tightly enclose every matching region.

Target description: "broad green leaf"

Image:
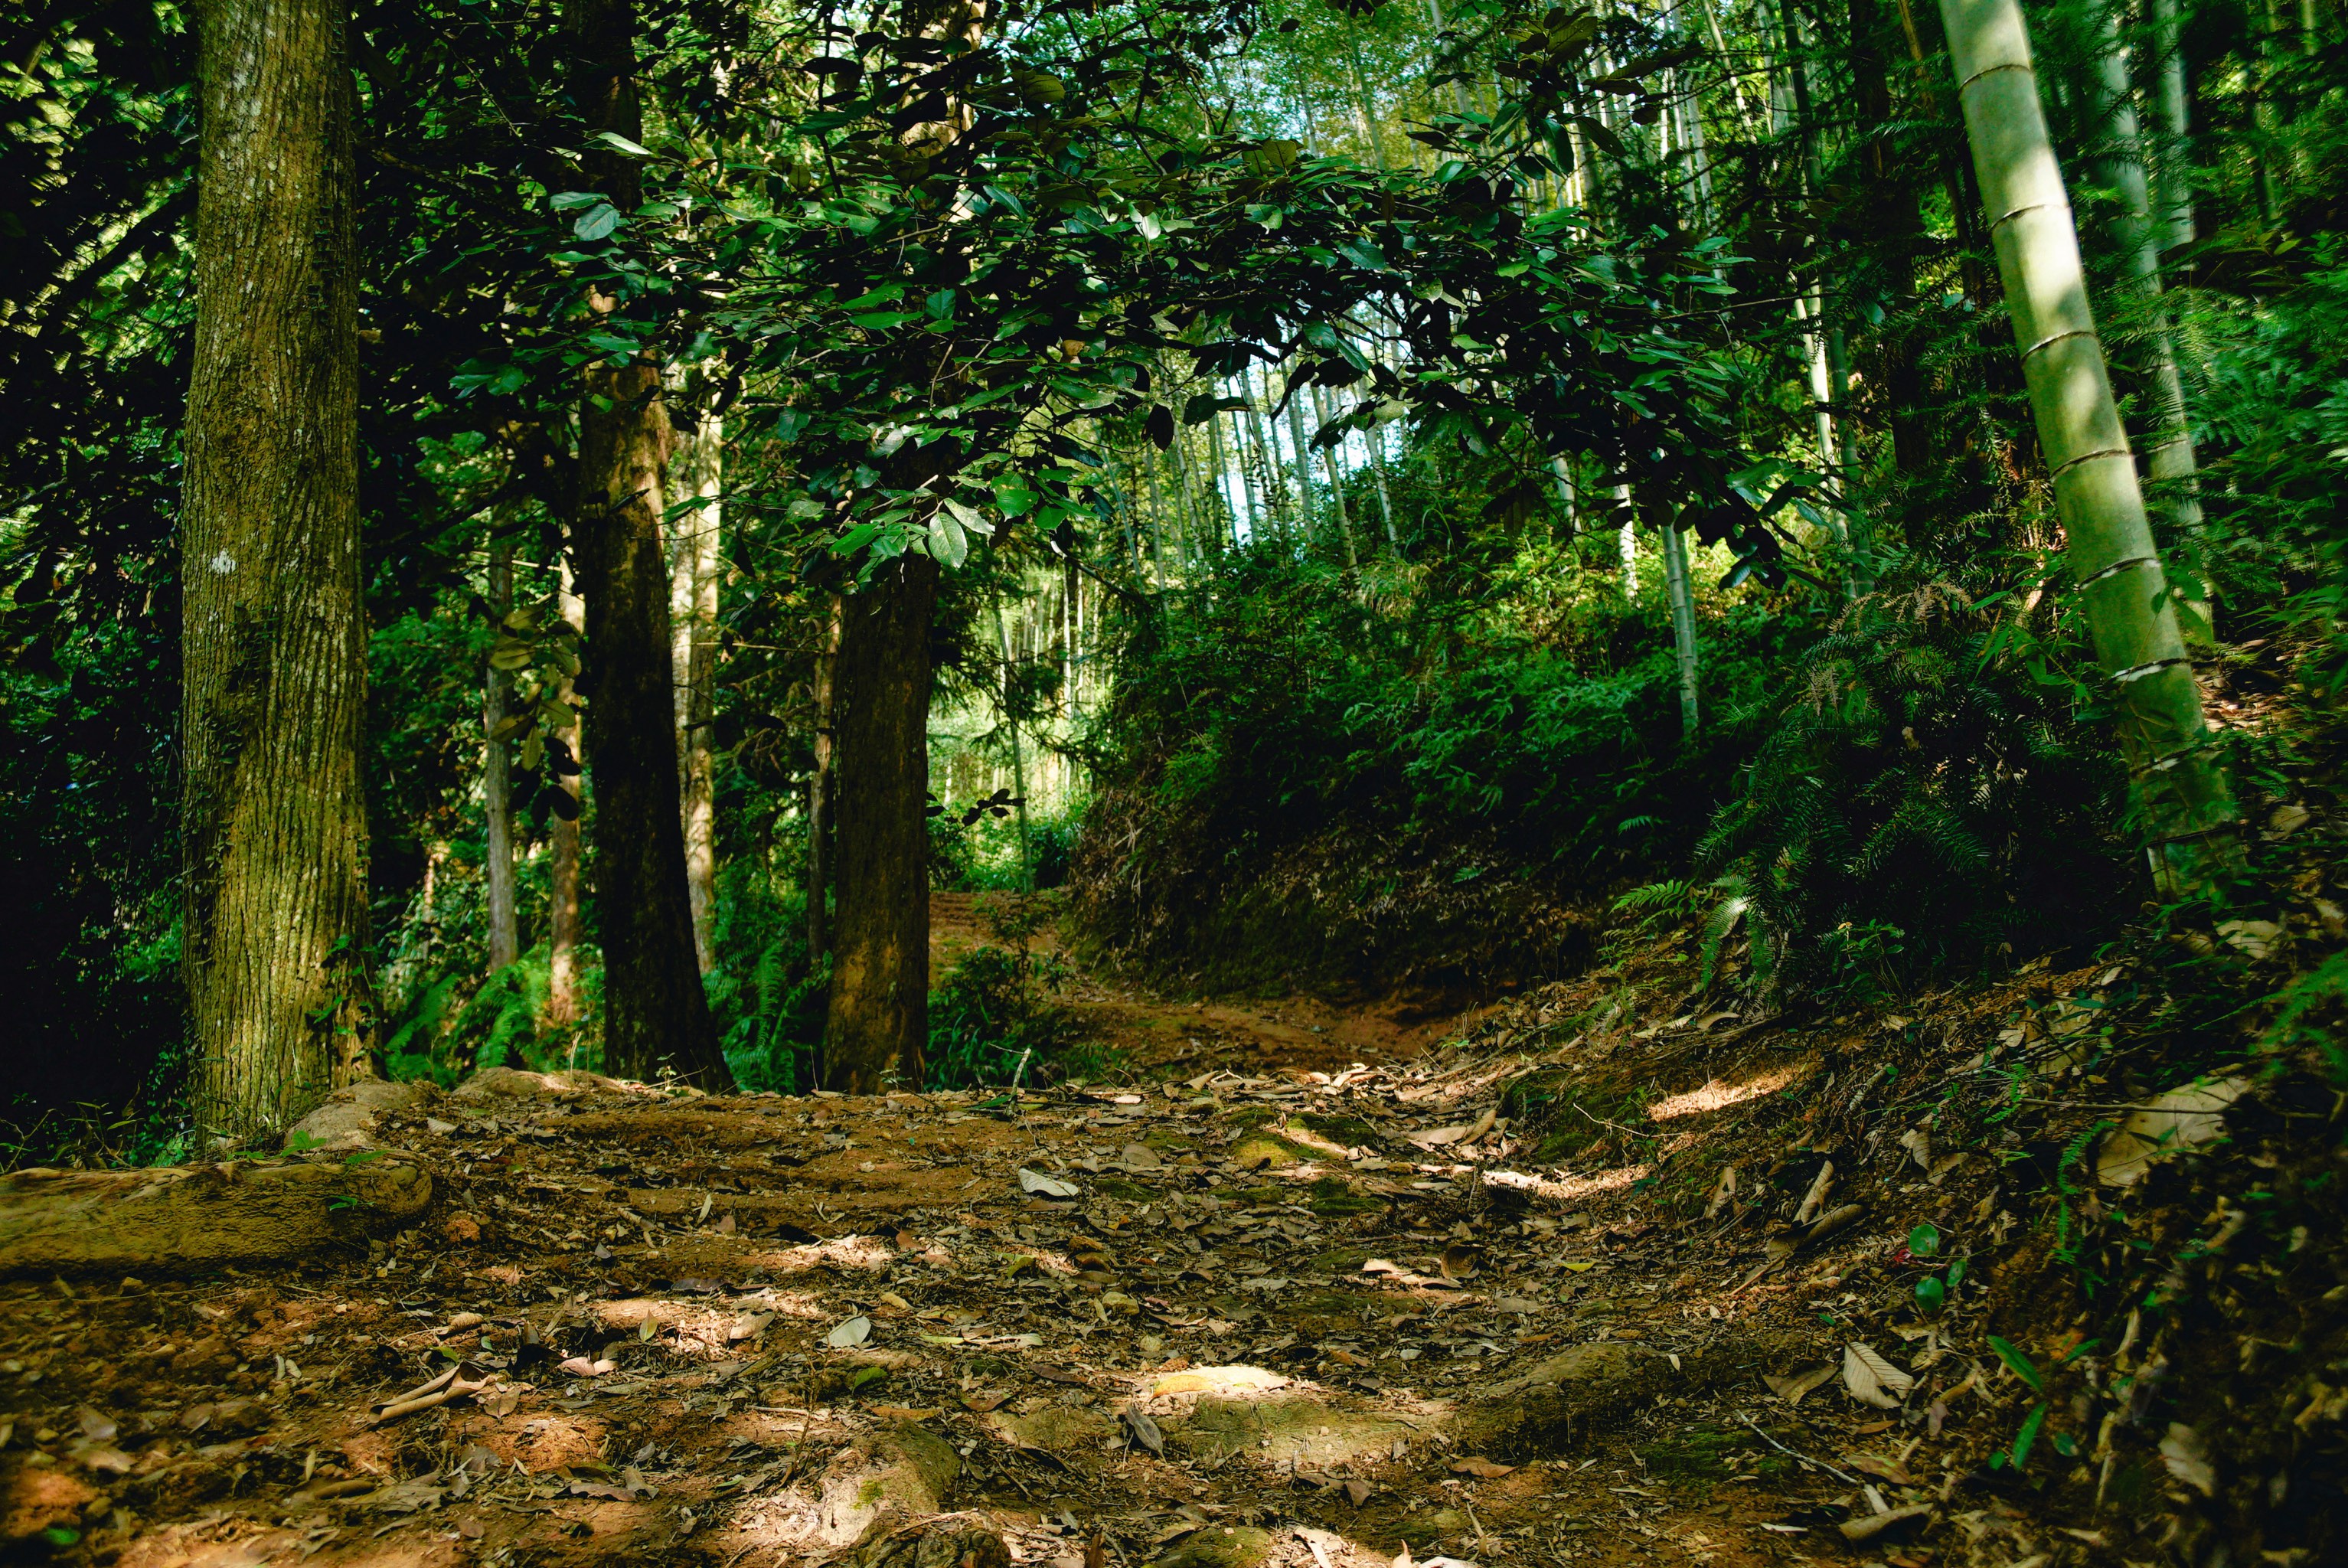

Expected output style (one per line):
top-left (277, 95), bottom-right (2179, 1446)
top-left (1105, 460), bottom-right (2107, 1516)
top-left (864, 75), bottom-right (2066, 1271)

top-left (1907, 1223), bottom-right (1941, 1257)
top-left (573, 204), bottom-right (625, 241)
top-left (929, 511), bottom-right (968, 569)
top-left (594, 131), bottom-right (655, 158)
top-left (1986, 1335), bottom-right (2043, 1393)
top-left (2010, 1402), bottom-right (2047, 1468)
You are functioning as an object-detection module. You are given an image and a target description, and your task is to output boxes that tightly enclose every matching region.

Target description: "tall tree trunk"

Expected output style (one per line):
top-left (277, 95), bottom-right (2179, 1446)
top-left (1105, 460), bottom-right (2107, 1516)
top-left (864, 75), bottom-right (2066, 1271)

top-left (1616, 484), bottom-right (1637, 599)
top-left (2148, 0), bottom-right (2194, 253)
top-left (1206, 407), bottom-right (1239, 550)
top-left (1662, 522), bottom-right (1700, 735)
top-left (181, 0), bottom-right (370, 1138)
top-left (807, 595), bottom-right (841, 963)
top-left (1941, 0), bottom-right (2238, 894)
top-left (547, 562), bottom-right (586, 1027)
top-left (2088, 12), bottom-right (2212, 645)
top-left (670, 395), bottom-right (722, 969)
top-left (823, 558), bottom-right (941, 1090)
top-left (484, 539), bottom-right (519, 973)
top-left (1309, 383), bottom-right (1362, 564)
top-left (994, 596), bottom-right (1034, 893)
top-left (565, 0), bottom-right (730, 1086)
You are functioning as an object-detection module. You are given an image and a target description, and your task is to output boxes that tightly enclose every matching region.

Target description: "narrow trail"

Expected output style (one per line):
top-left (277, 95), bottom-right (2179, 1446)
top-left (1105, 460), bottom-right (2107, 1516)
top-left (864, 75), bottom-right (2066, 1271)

top-left (0, 928), bottom-right (2108, 1568)
top-left (929, 893), bottom-right (1491, 1081)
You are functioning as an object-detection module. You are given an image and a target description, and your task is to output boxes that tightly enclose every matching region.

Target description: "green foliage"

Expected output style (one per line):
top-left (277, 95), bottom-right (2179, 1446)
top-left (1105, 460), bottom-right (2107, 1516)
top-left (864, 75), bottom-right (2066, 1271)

top-left (706, 858), bottom-right (823, 1094)
top-left (1080, 544), bottom-right (1800, 987)
top-left (926, 900), bottom-right (1096, 1091)
top-left (1700, 580), bottom-right (2132, 998)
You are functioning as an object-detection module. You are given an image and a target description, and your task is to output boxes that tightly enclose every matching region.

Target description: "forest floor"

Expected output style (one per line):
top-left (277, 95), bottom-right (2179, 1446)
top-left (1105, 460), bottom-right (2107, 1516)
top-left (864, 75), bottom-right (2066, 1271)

top-left (2, 900), bottom-right (2332, 1568)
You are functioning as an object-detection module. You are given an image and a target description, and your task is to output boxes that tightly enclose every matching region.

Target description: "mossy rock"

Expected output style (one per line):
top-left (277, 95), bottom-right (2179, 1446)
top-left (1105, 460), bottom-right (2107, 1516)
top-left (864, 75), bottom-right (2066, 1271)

top-left (1096, 1178), bottom-right (1155, 1202)
top-left (1148, 1527), bottom-right (1276, 1568)
top-left (1139, 1128), bottom-right (1196, 1151)
top-left (1224, 1106), bottom-right (1281, 1131)
top-left (1233, 1185), bottom-right (1291, 1205)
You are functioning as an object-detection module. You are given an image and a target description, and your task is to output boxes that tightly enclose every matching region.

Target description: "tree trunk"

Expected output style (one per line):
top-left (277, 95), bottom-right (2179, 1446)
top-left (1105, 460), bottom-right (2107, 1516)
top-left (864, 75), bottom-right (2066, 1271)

top-left (2088, 13), bottom-right (2212, 645)
top-left (994, 596), bottom-right (1034, 892)
top-left (807, 594), bottom-right (841, 962)
top-left (565, 0), bottom-right (730, 1087)
top-left (484, 540), bottom-right (519, 973)
top-left (1940, 0), bottom-right (2239, 893)
top-left (2148, 0), bottom-right (2194, 253)
top-left (823, 557), bottom-right (941, 1091)
top-left (1616, 485), bottom-right (1638, 599)
top-left (181, 0), bottom-right (370, 1139)
top-left (671, 396), bottom-right (722, 969)
top-left (547, 562), bottom-right (586, 1029)
top-left (1662, 522), bottom-right (1700, 736)
top-left (1309, 382), bottom-right (1362, 564)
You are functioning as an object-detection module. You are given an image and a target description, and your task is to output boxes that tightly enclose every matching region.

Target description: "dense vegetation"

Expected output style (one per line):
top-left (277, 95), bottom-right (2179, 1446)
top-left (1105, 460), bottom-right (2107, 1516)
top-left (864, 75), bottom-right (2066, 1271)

top-left (1, 0), bottom-right (2343, 1152)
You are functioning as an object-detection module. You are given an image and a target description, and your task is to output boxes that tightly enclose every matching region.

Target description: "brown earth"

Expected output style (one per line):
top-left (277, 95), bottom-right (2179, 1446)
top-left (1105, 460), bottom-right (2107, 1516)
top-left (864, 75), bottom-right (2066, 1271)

top-left (929, 892), bottom-right (1494, 1080)
top-left (0, 901), bottom-right (2333, 1568)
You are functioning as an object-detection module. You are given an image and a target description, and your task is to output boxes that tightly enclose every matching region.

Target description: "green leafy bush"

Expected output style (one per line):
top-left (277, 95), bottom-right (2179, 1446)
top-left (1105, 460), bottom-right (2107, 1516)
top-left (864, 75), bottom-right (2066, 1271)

top-left (1699, 580), bottom-right (2130, 998)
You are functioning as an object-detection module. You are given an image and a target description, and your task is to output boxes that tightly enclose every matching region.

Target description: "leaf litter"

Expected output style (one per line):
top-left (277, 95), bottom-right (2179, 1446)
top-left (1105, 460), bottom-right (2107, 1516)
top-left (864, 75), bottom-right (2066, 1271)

top-left (0, 897), bottom-right (2325, 1568)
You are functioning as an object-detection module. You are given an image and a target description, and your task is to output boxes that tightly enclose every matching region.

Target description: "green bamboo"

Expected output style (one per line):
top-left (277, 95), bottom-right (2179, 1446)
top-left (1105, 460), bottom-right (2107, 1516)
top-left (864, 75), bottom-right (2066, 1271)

top-left (1940, 0), bottom-right (2238, 894)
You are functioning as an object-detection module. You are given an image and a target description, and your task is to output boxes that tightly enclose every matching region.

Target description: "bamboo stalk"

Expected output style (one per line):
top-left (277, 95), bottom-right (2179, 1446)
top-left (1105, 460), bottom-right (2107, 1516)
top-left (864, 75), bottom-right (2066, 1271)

top-left (1939, 0), bottom-right (2238, 893)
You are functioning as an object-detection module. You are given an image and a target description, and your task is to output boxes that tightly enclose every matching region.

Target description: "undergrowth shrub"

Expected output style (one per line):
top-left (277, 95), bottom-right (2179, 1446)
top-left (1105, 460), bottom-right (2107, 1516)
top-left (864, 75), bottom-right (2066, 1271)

top-left (1076, 543), bottom-right (1801, 988)
top-left (1699, 580), bottom-right (2130, 999)
top-left (926, 892), bottom-right (1101, 1088)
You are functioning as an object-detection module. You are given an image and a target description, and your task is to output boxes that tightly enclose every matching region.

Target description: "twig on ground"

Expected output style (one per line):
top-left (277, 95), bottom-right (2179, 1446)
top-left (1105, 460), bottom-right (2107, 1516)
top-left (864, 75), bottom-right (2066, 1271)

top-left (1737, 1411), bottom-right (1862, 1487)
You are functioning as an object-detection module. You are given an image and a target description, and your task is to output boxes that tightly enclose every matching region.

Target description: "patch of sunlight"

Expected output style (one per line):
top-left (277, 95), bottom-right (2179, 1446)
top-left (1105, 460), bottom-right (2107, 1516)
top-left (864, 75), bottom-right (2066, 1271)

top-left (1644, 1065), bottom-right (1804, 1122)
top-left (1483, 1163), bottom-right (1651, 1204)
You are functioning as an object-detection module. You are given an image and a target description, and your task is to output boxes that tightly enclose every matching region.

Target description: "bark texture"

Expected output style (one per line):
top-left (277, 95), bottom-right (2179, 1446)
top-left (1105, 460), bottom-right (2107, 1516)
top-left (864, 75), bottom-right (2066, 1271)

top-left (566, 0), bottom-right (730, 1086)
top-left (547, 565), bottom-right (586, 1026)
top-left (1941, 0), bottom-right (2238, 892)
top-left (822, 557), bottom-right (941, 1092)
top-left (807, 596), bottom-right (841, 963)
top-left (671, 399), bottom-right (722, 971)
top-left (181, 0), bottom-right (371, 1138)
top-left (484, 542), bottom-right (520, 972)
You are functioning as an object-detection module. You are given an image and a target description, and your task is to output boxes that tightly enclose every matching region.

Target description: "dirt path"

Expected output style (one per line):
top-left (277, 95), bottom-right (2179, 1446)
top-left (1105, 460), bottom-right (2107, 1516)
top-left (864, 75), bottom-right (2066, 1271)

top-left (929, 893), bottom-right (1492, 1081)
top-left (0, 949), bottom-right (2144, 1568)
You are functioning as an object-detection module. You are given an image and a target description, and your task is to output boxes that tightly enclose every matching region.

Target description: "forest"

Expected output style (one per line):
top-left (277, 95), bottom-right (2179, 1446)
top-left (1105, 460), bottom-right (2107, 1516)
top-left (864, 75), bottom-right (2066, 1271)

top-left (0, 0), bottom-right (2343, 1562)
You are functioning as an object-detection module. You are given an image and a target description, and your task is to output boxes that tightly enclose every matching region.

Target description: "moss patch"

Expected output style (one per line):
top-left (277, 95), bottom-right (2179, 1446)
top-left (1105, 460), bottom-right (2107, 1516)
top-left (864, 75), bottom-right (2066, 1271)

top-left (1307, 1175), bottom-right (1383, 1216)
top-left (1292, 1112), bottom-right (1383, 1147)
top-left (1634, 1424), bottom-right (1786, 1485)
top-left (1229, 1132), bottom-right (1318, 1169)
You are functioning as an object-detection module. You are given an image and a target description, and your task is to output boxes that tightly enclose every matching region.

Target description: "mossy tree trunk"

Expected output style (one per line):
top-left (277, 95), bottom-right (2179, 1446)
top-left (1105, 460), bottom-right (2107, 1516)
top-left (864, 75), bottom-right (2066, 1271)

top-left (181, 0), bottom-right (371, 1138)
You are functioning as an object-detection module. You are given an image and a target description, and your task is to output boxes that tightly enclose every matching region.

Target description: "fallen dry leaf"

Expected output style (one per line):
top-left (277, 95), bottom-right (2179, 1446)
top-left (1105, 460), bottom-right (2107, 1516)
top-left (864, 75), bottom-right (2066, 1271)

top-left (1763, 1363), bottom-right (1837, 1406)
top-left (1842, 1343), bottom-right (1915, 1409)
top-left (1019, 1168), bottom-right (1081, 1198)
top-left (1450, 1455), bottom-right (1514, 1478)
